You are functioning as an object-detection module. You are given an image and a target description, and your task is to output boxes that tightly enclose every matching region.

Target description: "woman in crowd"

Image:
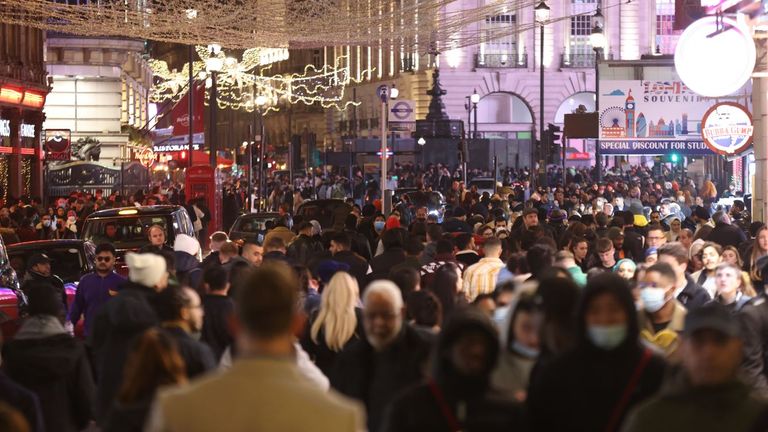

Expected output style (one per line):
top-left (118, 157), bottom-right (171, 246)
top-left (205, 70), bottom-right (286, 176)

top-left (746, 225), bottom-right (768, 286)
top-left (104, 328), bottom-right (187, 432)
top-left (527, 273), bottom-right (666, 432)
top-left (492, 289), bottom-right (539, 402)
top-left (300, 272), bottom-right (364, 376)
top-left (569, 236), bottom-right (590, 272)
top-left (428, 262), bottom-right (465, 323)
top-left (712, 262), bottom-right (755, 313)
top-left (614, 259), bottom-right (637, 282)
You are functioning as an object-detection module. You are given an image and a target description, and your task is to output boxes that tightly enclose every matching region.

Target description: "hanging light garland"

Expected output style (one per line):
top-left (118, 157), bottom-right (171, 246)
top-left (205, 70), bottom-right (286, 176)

top-left (0, 0), bottom-right (600, 51)
top-left (150, 46), bottom-right (372, 112)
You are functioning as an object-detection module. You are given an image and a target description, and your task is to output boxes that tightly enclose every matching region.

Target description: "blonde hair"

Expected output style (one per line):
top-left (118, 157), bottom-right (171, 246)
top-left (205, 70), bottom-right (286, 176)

top-left (311, 272), bottom-right (359, 352)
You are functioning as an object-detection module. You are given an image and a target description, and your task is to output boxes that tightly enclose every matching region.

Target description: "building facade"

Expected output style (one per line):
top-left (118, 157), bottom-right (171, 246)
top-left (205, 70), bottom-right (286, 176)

top-left (283, 0), bottom-right (683, 171)
top-left (0, 23), bottom-right (49, 200)
top-left (43, 35), bottom-right (153, 165)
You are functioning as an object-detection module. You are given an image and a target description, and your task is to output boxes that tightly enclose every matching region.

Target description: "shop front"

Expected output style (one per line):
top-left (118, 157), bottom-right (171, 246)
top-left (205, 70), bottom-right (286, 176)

top-left (0, 85), bottom-right (47, 201)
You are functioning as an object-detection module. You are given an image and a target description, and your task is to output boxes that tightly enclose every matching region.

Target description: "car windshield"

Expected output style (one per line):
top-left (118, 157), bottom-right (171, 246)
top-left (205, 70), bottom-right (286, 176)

top-left (232, 216), bottom-right (277, 233)
top-left (83, 215), bottom-right (175, 250)
top-left (9, 246), bottom-right (84, 283)
top-left (404, 192), bottom-right (443, 209)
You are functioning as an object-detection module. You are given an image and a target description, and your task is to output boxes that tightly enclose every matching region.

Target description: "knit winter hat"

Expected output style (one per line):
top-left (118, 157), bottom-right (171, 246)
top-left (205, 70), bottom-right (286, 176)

top-left (174, 234), bottom-right (200, 256)
top-left (125, 252), bottom-right (167, 288)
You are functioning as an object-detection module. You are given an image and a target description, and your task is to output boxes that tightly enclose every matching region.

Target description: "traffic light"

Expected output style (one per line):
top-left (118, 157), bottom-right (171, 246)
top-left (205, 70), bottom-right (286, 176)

top-left (662, 153), bottom-right (681, 164)
top-left (546, 124), bottom-right (562, 164)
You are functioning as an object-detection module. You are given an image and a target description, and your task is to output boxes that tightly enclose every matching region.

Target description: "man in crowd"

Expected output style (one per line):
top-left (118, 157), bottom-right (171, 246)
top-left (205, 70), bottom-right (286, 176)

top-left (594, 238), bottom-right (617, 272)
top-left (646, 224), bottom-right (667, 251)
top-left (707, 211), bottom-right (747, 249)
top-left (90, 252), bottom-right (168, 423)
top-left (463, 237), bottom-right (505, 302)
top-left (331, 280), bottom-right (432, 431)
top-left (240, 241), bottom-right (263, 267)
top-left (21, 253), bottom-right (67, 309)
top-left (202, 231), bottom-right (229, 268)
top-left (657, 242), bottom-right (711, 310)
top-left (148, 262), bottom-right (365, 431)
top-left (139, 224), bottom-right (174, 254)
top-left (329, 232), bottom-right (370, 289)
top-left (624, 303), bottom-right (768, 431)
top-left (70, 243), bottom-right (126, 339)
top-left (637, 262), bottom-right (687, 357)
top-left (201, 266), bottom-right (235, 362)
top-left (155, 285), bottom-right (216, 378)
top-left (454, 232), bottom-right (480, 267)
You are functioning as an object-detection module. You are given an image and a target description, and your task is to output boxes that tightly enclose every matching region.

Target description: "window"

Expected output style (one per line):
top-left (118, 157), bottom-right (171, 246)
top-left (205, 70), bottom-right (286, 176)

top-left (655, 0), bottom-right (681, 55)
top-left (312, 50), bottom-right (322, 68)
top-left (567, 0), bottom-right (598, 67)
top-left (478, 14), bottom-right (518, 67)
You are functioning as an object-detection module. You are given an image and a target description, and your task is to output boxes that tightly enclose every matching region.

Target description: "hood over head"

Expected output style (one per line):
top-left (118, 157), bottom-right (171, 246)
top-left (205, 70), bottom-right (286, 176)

top-left (575, 272), bottom-right (639, 352)
top-left (432, 308), bottom-right (500, 397)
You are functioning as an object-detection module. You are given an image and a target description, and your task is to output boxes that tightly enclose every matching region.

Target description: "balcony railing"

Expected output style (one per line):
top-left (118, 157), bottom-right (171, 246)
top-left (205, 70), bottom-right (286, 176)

top-left (561, 53), bottom-right (596, 68)
top-left (475, 53), bottom-right (527, 69)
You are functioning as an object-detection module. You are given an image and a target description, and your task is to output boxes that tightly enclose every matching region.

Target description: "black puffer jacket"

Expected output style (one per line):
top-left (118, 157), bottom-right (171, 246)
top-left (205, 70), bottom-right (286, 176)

top-left (527, 273), bottom-right (666, 432)
top-left (89, 280), bottom-right (159, 423)
top-left (174, 251), bottom-right (202, 291)
top-left (3, 320), bottom-right (96, 432)
top-left (380, 310), bottom-right (525, 432)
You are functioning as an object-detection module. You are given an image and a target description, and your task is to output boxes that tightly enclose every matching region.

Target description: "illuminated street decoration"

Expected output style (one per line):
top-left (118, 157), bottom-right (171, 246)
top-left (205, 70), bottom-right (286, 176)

top-left (0, 0), bottom-right (599, 51)
top-left (151, 47), bottom-right (370, 111)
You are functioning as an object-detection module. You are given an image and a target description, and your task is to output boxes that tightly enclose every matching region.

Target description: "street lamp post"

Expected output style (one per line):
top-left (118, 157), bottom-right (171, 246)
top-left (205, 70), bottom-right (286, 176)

top-left (188, 44), bottom-right (194, 169)
top-left (535, 1), bottom-right (550, 186)
top-left (418, 137), bottom-right (426, 168)
top-left (255, 95), bottom-right (267, 211)
top-left (205, 44), bottom-right (223, 169)
top-left (471, 89), bottom-right (480, 139)
top-left (380, 84), bottom-right (398, 215)
top-left (590, 8), bottom-right (606, 182)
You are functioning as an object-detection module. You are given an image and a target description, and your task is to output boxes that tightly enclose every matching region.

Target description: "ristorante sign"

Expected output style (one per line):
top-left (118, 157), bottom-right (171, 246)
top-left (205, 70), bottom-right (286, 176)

top-left (598, 79), bottom-right (751, 156)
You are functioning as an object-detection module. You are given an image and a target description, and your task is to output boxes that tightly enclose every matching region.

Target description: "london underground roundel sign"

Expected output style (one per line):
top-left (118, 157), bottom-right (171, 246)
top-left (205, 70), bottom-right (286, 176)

top-left (700, 102), bottom-right (753, 156)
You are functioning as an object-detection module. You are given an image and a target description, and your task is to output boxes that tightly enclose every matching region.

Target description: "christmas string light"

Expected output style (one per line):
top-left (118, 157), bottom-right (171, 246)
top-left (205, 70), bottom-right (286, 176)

top-left (151, 48), bottom-right (371, 112)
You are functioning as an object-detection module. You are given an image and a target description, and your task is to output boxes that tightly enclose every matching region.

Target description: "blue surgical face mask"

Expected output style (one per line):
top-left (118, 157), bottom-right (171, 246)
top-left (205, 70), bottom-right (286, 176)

top-left (640, 287), bottom-right (668, 313)
top-left (43, 220), bottom-right (51, 228)
top-left (374, 221), bottom-right (385, 232)
top-left (511, 340), bottom-right (539, 359)
top-left (587, 324), bottom-right (627, 350)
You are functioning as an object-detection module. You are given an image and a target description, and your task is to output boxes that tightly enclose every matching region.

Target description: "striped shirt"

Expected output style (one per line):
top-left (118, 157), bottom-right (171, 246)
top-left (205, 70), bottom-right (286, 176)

top-left (463, 257), bottom-right (505, 302)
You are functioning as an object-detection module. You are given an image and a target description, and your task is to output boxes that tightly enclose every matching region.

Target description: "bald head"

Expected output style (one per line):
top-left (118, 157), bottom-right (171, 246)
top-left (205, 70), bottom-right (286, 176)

top-left (363, 280), bottom-right (404, 351)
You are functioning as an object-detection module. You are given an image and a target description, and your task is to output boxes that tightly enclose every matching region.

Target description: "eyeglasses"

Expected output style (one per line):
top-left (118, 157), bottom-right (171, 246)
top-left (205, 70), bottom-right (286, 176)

top-left (96, 256), bottom-right (113, 262)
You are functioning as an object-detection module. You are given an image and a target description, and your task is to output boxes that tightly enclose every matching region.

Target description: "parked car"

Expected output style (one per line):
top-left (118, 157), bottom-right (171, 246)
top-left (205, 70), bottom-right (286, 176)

top-left (4, 240), bottom-right (96, 339)
top-left (228, 212), bottom-right (280, 245)
top-left (82, 206), bottom-right (198, 270)
top-left (295, 199), bottom-right (352, 231)
top-left (0, 234), bottom-right (21, 340)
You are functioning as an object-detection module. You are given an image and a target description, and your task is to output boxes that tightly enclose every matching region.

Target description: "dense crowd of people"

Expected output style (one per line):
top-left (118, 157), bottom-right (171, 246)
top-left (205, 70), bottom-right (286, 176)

top-left (1, 163), bottom-right (766, 431)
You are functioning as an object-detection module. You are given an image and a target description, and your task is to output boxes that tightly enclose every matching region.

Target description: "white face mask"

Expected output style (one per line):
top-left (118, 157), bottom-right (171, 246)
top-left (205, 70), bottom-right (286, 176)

top-left (587, 324), bottom-right (627, 350)
top-left (640, 287), bottom-right (669, 313)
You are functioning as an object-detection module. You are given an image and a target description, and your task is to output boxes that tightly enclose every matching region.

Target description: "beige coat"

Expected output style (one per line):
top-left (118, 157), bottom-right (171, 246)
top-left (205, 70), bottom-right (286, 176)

top-left (146, 357), bottom-right (365, 432)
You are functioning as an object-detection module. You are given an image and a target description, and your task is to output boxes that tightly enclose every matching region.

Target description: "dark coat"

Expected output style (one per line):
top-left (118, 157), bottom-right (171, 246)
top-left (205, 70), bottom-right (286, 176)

top-left (380, 311), bottom-right (524, 432)
top-left (287, 234), bottom-right (324, 266)
top-left (346, 229), bottom-right (373, 261)
top-left (369, 248), bottom-right (407, 282)
top-left (174, 251), bottom-right (202, 291)
top-left (707, 222), bottom-right (748, 249)
top-left (332, 250), bottom-right (370, 290)
top-left (739, 294), bottom-right (768, 398)
top-left (442, 218), bottom-right (472, 234)
top-left (21, 271), bottom-right (67, 312)
top-left (89, 280), bottom-right (159, 423)
top-left (300, 308), bottom-right (365, 377)
top-left (0, 371), bottom-right (45, 432)
top-left (3, 333), bottom-right (96, 432)
top-left (330, 324), bottom-right (433, 431)
top-left (678, 274), bottom-right (712, 311)
top-left (138, 244), bottom-right (174, 255)
top-left (161, 326), bottom-right (216, 379)
top-left (527, 273), bottom-right (666, 432)
top-left (201, 294), bottom-right (235, 362)
top-left (102, 396), bottom-right (153, 432)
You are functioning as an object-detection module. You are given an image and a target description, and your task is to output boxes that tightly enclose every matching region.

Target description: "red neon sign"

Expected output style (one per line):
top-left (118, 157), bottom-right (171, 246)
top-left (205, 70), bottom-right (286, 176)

top-left (0, 87), bottom-right (23, 105)
top-left (21, 91), bottom-right (45, 108)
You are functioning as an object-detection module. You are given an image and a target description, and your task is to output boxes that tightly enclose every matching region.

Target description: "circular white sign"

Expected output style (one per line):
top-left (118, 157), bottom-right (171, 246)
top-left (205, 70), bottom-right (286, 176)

top-left (674, 16), bottom-right (755, 97)
top-left (701, 102), bottom-right (753, 155)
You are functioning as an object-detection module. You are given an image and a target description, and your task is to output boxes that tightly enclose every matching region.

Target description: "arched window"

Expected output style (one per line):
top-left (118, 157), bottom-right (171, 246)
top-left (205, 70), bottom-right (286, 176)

top-left (476, 92), bottom-right (533, 124)
top-left (554, 92), bottom-right (596, 124)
